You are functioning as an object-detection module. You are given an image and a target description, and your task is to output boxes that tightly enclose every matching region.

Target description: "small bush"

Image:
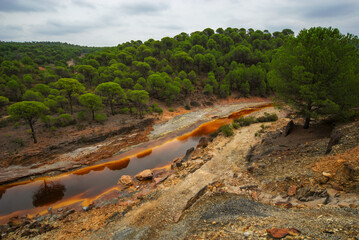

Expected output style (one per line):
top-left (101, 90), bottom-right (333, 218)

top-left (57, 108), bottom-right (65, 114)
top-left (54, 114), bottom-right (76, 127)
top-left (147, 107), bottom-right (153, 114)
top-left (130, 107), bottom-right (138, 115)
top-left (185, 104), bottom-right (191, 110)
top-left (40, 115), bottom-right (53, 128)
top-left (235, 116), bottom-right (256, 126)
top-left (169, 108), bottom-right (174, 112)
top-left (153, 103), bottom-right (163, 114)
top-left (50, 126), bottom-right (57, 132)
top-left (0, 117), bottom-right (12, 128)
top-left (119, 107), bottom-right (130, 114)
top-left (94, 113), bottom-right (107, 123)
top-left (256, 112), bottom-right (278, 122)
top-left (219, 124), bottom-right (233, 137)
top-left (232, 122), bottom-right (240, 129)
top-left (13, 122), bottom-right (20, 129)
top-left (209, 130), bottom-right (219, 139)
top-left (77, 111), bottom-right (87, 121)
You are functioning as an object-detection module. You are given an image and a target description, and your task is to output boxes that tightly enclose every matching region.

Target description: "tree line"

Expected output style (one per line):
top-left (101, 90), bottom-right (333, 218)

top-left (1, 27), bottom-right (358, 143)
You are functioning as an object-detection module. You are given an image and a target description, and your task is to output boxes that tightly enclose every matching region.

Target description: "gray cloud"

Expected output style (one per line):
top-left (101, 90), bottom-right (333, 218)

top-left (0, 0), bottom-right (358, 46)
top-left (34, 21), bottom-right (95, 36)
top-left (120, 2), bottom-right (169, 15)
top-left (303, 3), bottom-right (357, 18)
top-left (71, 0), bottom-right (96, 9)
top-left (0, 25), bottom-right (24, 40)
top-left (0, 0), bottom-right (59, 12)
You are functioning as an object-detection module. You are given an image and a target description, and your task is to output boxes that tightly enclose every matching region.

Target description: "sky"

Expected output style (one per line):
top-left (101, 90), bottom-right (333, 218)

top-left (0, 0), bottom-right (358, 47)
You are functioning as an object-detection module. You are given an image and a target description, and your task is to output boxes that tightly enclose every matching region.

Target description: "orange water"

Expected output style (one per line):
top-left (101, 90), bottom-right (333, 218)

top-left (0, 104), bottom-right (271, 223)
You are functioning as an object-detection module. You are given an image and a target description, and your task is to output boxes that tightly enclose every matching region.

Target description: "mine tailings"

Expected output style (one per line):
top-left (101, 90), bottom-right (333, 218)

top-left (0, 103), bottom-right (271, 224)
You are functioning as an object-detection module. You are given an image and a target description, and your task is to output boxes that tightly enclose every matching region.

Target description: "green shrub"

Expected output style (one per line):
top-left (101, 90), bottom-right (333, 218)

top-left (119, 107), bottom-right (130, 114)
top-left (57, 108), bottom-right (65, 114)
top-left (256, 112), bottom-right (278, 122)
top-left (50, 126), bottom-right (57, 132)
top-left (153, 103), bottom-right (163, 114)
top-left (219, 124), bottom-right (233, 137)
top-left (0, 117), bottom-right (11, 128)
top-left (209, 130), bottom-right (219, 138)
top-left (40, 115), bottom-right (53, 128)
top-left (169, 108), bottom-right (174, 112)
top-left (232, 121), bottom-right (240, 129)
top-left (94, 113), bottom-right (107, 123)
top-left (235, 116), bottom-right (256, 126)
top-left (54, 114), bottom-right (76, 127)
top-left (13, 122), bottom-right (20, 129)
top-left (77, 111), bottom-right (87, 121)
top-left (130, 107), bottom-right (138, 115)
top-left (185, 104), bottom-right (191, 110)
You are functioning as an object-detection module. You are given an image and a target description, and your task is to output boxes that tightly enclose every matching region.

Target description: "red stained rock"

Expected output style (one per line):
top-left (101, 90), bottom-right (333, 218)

top-left (135, 169), bottom-right (153, 181)
top-left (266, 228), bottom-right (300, 238)
top-left (288, 185), bottom-right (297, 196)
top-left (118, 175), bottom-right (133, 186)
top-left (275, 202), bottom-right (293, 209)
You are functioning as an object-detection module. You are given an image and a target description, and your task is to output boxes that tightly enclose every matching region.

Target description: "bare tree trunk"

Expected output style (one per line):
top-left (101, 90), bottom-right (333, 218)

top-left (303, 103), bottom-right (312, 129)
top-left (303, 117), bottom-right (310, 129)
top-left (28, 119), bottom-right (37, 143)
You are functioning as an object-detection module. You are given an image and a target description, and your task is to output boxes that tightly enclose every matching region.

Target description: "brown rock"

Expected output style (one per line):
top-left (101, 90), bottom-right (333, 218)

top-left (326, 131), bottom-right (342, 154)
top-left (288, 185), bottom-right (297, 196)
top-left (118, 175), bottom-right (133, 186)
top-left (322, 172), bottom-right (333, 178)
top-left (284, 120), bottom-right (294, 136)
top-left (266, 228), bottom-right (300, 238)
top-left (331, 183), bottom-right (343, 191)
top-left (135, 169), bottom-right (153, 181)
top-left (197, 137), bottom-right (209, 148)
top-left (275, 202), bottom-right (293, 208)
top-left (8, 216), bottom-right (23, 227)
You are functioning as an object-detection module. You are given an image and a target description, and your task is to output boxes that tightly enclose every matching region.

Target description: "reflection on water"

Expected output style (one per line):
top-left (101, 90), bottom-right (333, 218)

top-left (32, 180), bottom-right (65, 207)
top-left (0, 104), bottom-right (270, 223)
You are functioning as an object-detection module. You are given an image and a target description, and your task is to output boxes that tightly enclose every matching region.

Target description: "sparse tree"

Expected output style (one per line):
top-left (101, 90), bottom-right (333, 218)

top-left (7, 101), bottom-right (49, 143)
top-left (78, 93), bottom-right (104, 121)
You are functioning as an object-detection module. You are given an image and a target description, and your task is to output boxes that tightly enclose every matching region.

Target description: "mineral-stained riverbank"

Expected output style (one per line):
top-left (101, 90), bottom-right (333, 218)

top-left (0, 100), bottom-right (270, 185)
top-left (2, 102), bottom-right (358, 239)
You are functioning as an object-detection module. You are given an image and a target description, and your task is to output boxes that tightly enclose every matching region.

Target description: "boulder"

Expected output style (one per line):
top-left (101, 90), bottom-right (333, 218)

top-left (197, 137), bottom-right (209, 148)
top-left (135, 169), bottom-right (153, 181)
top-left (326, 131), bottom-right (342, 154)
top-left (118, 175), bottom-right (133, 186)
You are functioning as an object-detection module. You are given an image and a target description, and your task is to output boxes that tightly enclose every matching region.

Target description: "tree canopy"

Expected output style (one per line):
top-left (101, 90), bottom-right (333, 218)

top-left (269, 27), bottom-right (359, 128)
top-left (7, 101), bottom-right (48, 143)
top-left (79, 93), bottom-right (103, 120)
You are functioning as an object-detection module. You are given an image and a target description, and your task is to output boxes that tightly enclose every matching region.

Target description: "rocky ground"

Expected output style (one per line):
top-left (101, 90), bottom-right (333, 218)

top-left (1, 106), bottom-right (359, 239)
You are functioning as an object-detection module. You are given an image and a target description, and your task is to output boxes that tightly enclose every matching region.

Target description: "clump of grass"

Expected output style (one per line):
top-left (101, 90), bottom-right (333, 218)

top-left (94, 113), bottom-right (107, 123)
top-left (219, 124), bottom-right (233, 137)
top-left (256, 112), bottom-right (278, 122)
top-left (234, 116), bottom-right (256, 126)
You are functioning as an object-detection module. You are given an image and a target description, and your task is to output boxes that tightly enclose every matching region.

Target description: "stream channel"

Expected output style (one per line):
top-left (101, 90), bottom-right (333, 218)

top-left (0, 103), bottom-right (270, 223)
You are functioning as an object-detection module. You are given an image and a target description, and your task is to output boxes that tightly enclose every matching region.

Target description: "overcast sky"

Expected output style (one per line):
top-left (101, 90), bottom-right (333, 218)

top-left (1, 0), bottom-right (358, 46)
